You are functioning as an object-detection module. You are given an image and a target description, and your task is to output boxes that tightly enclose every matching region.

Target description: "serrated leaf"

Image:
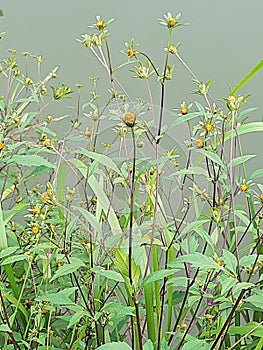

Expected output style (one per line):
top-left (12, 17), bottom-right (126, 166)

top-left (50, 257), bottom-right (85, 281)
top-left (170, 252), bottom-right (220, 270)
top-left (246, 295), bottom-right (263, 309)
top-left (178, 166), bottom-right (208, 177)
top-left (91, 267), bottom-right (124, 282)
top-left (5, 155), bottom-right (55, 168)
top-left (102, 302), bottom-right (134, 326)
top-left (223, 250), bottom-right (237, 275)
top-left (144, 269), bottom-right (178, 284)
top-left (36, 291), bottom-right (75, 306)
top-left (75, 148), bottom-right (122, 176)
top-left (240, 254), bottom-right (262, 267)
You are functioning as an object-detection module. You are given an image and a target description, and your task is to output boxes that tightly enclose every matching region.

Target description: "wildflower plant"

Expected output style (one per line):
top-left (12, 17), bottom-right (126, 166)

top-left (0, 11), bottom-right (263, 350)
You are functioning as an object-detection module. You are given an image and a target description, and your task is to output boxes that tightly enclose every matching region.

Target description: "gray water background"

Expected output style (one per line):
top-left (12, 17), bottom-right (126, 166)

top-left (1, 0), bottom-right (263, 172)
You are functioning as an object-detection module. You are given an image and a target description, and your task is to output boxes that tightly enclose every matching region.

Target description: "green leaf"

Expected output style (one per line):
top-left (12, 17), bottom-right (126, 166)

top-left (181, 339), bottom-right (211, 350)
top-left (0, 203), bottom-right (7, 249)
top-left (67, 310), bottom-right (87, 329)
top-left (96, 342), bottom-right (132, 350)
top-left (170, 112), bottom-right (202, 128)
top-left (36, 291), bottom-right (75, 306)
top-left (74, 206), bottom-right (101, 234)
top-left (0, 247), bottom-right (19, 259)
top-left (1, 254), bottom-right (27, 265)
top-left (4, 293), bottom-right (29, 321)
top-left (0, 324), bottom-right (11, 332)
top-left (102, 302), bottom-right (134, 325)
top-left (251, 169), bottom-right (263, 180)
top-left (230, 154), bottom-right (256, 167)
top-left (228, 322), bottom-right (263, 338)
top-left (196, 149), bottom-right (225, 169)
top-left (231, 59), bottom-right (263, 95)
top-left (170, 252), bottom-right (220, 270)
top-left (168, 276), bottom-right (188, 288)
top-left (177, 219), bottom-right (210, 240)
top-left (223, 250), bottom-right (237, 275)
top-left (50, 257), bottom-right (85, 281)
top-left (144, 269), bottom-right (178, 284)
top-left (246, 295), bottom-right (263, 309)
top-left (91, 267), bottom-right (124, 282)
top-left (224, 122), bottom-right (263, 142)
top-left (240, 254), bottom-right (262, 267)
top-left (75, 148), bottom-right (122, 176)
top-left (5, 155), bottom-right (55, 168)
top-left (143, 340), bottom-right (154, 350)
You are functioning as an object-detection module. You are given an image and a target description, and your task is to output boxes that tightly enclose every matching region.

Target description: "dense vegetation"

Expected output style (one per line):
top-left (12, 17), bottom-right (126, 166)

top-left (0, 12), bottom-right (263, 350)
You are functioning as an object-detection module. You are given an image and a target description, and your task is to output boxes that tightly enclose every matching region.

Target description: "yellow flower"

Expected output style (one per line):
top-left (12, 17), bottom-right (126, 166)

top-left (32, 207), bottom-right (40, 215)
top-left (180, 323), bottom-right (188, 330)
top-left (181, 107), bottom-right (188, 115)
top-left (216, 260), bottom-right (223, 267)
top-left (0, 141), bottom-right (5, 151)
top-left (195, 138), bottom-right (204, 148)
top-left (127, 48), bottom-right (135, 58)
top-left (65, 194), bottom-right (72, 202)
top-left (32, 226), bottom-right (39, 235)
top-left (240, 184), bottom-right (248, 192)
top-left (92, 112), bottom-right (99, 120)
top-left (204, 123), bottom-right (213, 132)
top-left (96, 20), bottom-right (105, 31)
top-left (84, 129), bottom-right (91, 137)
top-left (43, 139), bottom-right (51, 147)
top-left (41, 191), bottom-right (49, 203)
top-left (167, 17), bottom-right (176, 28)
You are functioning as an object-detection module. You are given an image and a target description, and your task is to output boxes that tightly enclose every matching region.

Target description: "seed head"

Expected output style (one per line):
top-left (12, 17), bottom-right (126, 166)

top-left (123, 112), bottom-right (136, 127)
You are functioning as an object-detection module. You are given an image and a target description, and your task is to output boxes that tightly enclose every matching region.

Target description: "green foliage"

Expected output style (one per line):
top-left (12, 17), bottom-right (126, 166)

top-left (0, 11), bottom-right (263, 350)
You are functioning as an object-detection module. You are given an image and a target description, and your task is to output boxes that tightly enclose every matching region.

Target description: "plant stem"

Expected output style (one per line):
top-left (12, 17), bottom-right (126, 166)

top-left (156, 29), bottom-right (172, 144)
top-left (128, 128), bottom-right (136, 285)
